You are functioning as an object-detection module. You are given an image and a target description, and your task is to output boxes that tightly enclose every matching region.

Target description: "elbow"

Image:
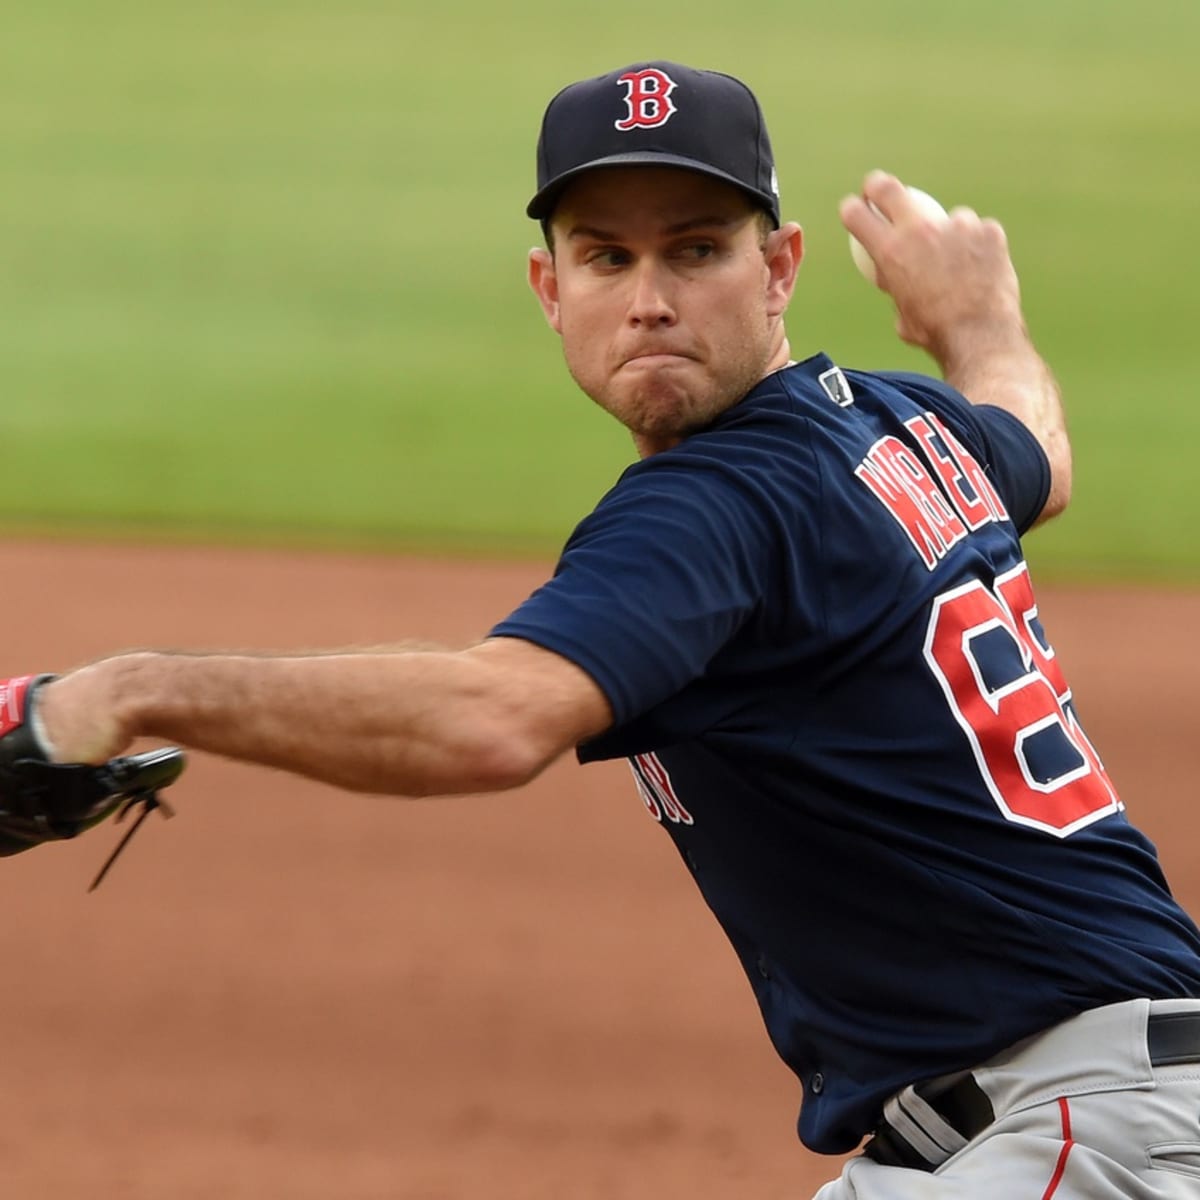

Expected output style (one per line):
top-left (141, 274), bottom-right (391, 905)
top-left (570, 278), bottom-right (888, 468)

top-left (1034, 474), bottom-right (1071, 526)
top-left (1047, 470), bottom-right (1072, 520)
top-left (1032, 441), bottom-right (1072, 526)
top-left (472, 741), bottom-right (550, 793)
top-left (442, 722), bottom-right (560, 794)
top-left (413, 642), bottom-right (609, 796)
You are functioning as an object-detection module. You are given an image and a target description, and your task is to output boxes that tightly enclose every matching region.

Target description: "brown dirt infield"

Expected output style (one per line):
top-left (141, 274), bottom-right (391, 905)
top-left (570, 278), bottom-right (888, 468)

top-left (0, 537), bottom-right (1196, 1199)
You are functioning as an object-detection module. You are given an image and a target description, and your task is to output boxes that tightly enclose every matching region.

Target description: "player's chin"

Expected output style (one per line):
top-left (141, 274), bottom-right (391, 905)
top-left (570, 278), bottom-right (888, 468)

top-left (629, 392), bottom-right (721, 443)
top-left (590, 366), bottom-right (719, 437)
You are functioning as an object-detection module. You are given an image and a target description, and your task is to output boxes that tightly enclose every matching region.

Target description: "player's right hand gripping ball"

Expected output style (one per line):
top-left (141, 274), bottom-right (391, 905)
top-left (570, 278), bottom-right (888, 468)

top-left (848, 185), bottom-right (949, 285)
top-left (0, 675), bottom-right (185, 873)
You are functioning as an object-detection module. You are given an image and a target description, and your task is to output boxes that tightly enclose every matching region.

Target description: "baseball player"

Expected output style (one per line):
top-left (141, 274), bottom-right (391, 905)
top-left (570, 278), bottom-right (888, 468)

top-left (9, 61), bottom-right (1200, 1196)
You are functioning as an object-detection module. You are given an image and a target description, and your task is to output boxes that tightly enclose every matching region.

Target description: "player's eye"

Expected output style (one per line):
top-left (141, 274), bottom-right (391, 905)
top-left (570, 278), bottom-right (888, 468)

top-left (585, 247), bottom-right (630, 269)
top-left (676, 241), bottom-right (716, 261)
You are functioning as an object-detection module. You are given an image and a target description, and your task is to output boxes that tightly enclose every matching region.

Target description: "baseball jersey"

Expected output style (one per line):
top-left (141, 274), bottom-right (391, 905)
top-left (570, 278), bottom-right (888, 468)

top-left (490, 354), bottom-right (1200, 1155)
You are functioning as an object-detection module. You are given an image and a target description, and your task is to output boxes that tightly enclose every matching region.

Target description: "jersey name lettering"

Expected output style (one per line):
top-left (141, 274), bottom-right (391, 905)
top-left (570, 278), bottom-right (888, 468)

top-left (629, 752), bottom-right (694, 825)
top-left (854, 412), bottom-right (1009, 570)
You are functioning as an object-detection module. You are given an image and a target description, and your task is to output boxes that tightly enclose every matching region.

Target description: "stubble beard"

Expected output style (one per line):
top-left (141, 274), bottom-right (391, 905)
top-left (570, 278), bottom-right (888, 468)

top-left (566, 337), bottom-right (774, 444)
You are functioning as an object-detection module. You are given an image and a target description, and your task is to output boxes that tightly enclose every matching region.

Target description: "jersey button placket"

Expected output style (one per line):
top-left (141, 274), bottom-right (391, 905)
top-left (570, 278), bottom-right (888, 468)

top-left (810, 1072), bottom-right (825, 1095)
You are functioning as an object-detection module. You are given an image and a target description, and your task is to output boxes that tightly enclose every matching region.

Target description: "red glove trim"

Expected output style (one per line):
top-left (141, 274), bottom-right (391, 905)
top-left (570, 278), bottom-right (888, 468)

top-left (0, 676), bottom-right (38, 740)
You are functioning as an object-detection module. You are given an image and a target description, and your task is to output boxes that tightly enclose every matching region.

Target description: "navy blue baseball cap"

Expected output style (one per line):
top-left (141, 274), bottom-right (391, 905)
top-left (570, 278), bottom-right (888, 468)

top-left (527, 61), bottom-right (781, 227)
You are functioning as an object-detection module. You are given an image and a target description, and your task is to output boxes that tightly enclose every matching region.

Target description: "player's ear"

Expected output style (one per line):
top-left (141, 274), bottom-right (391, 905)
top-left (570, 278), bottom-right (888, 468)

top-left (528, 248), bottom-right (562, 334)
top-left (764, 222), bottom-right (804, 318)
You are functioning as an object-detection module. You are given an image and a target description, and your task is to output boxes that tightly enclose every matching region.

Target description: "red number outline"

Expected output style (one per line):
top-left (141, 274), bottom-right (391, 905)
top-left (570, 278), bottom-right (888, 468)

top-left (923, 564), bottom-right (1121, 837)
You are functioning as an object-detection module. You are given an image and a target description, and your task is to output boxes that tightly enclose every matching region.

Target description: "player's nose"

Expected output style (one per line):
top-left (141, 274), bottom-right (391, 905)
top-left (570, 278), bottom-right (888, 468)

top-left (625, 259), bottom-right (677, 328)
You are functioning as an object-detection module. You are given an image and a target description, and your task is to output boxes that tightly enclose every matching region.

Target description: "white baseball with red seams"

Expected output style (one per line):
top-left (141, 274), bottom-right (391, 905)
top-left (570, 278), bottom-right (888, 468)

top-left (849, 186), bottom-right (948, 285)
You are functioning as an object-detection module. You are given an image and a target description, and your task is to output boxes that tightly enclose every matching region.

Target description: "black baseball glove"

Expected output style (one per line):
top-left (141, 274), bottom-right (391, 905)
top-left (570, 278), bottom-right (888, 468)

top-left (0, 674), bottom-right (185, 887)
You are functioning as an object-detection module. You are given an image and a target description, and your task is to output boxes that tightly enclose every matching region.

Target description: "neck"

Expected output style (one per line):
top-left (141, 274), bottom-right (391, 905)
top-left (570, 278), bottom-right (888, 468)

top-left (633, 431), bottom-right (677, 459)
top-left (764, 333), bottom-right (794, 376)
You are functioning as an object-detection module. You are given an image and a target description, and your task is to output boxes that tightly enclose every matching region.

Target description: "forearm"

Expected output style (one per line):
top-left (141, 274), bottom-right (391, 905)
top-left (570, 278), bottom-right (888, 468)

top-left (937, 322), bottom-right (1072, 522)
top-left (119, 651), bottom-right (519, 794)
top-left (41, 641), bottom-right (611, 795)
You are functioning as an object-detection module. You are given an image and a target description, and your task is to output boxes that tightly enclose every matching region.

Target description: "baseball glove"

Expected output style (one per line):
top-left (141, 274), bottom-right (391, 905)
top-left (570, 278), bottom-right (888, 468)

top-left (0, 674), bottom-right (185, 888)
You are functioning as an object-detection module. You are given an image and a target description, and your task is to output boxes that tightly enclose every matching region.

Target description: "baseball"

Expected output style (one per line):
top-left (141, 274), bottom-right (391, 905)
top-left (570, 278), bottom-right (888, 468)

top-left (849, 186), bottom-right (948, 285)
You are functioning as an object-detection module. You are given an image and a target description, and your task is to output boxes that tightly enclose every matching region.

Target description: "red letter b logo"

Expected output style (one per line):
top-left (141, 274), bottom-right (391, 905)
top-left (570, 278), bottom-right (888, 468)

top-left (615, 69), bottom-right (678, 131)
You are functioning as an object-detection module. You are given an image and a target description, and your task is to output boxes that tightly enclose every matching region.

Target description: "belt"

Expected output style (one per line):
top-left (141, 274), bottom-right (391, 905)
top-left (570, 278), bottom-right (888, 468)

top-left (865, 1010), bottom-right (1200, 1172)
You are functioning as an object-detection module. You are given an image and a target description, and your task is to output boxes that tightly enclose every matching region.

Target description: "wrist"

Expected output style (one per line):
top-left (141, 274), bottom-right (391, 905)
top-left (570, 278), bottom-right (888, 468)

top-left (933, 315), bottom-right (1032, 382)
top-left (39, 652), bottom-right (160, 763)
top-left (28, 679), bottom-right (60, 758)
top-left (105, 651), bottom-right (161, 743)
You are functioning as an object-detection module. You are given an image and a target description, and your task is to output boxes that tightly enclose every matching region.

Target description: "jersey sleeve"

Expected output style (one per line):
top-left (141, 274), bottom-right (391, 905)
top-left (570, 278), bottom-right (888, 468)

top-left (489, 449), bottom-right (789, 728)
top-left (878, 372), bottom-right (1051, 534)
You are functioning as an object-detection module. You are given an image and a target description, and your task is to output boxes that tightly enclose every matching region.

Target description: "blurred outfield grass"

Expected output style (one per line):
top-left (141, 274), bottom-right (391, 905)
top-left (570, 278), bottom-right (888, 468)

top-left (1, 0), bottom-right (1197, 577)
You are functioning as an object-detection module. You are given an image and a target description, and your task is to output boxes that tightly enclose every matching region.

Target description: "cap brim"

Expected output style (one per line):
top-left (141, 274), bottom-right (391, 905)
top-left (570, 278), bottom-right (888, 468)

top-left (527, 152), bottom-right (779, 225)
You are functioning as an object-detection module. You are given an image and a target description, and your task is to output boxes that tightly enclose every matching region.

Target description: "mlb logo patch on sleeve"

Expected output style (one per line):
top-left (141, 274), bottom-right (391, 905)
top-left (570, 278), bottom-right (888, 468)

top-left (819, 366), bottom-right (854, 408)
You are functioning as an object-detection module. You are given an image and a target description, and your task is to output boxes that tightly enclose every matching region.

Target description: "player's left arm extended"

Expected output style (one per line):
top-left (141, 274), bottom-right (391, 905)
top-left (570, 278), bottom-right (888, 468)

top-left (34, 639), bottom-right (613, 796)
top-left (841, 171), bottom-right (1071, 523)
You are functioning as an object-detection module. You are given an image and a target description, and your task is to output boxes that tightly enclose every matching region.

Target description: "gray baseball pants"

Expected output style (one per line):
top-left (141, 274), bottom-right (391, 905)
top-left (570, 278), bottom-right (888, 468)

top-left (814, 998), bottom-right (1200, 1198)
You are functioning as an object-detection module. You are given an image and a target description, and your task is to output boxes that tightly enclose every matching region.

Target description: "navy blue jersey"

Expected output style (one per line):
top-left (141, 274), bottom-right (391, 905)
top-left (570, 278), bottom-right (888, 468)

top-left (490, 354), bottom-right (1200, 1155)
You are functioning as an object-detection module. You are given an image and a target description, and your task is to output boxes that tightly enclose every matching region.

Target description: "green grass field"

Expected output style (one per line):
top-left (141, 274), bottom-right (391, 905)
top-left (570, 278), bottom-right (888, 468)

top-left (2, 0), bottom-right (1197, 578)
